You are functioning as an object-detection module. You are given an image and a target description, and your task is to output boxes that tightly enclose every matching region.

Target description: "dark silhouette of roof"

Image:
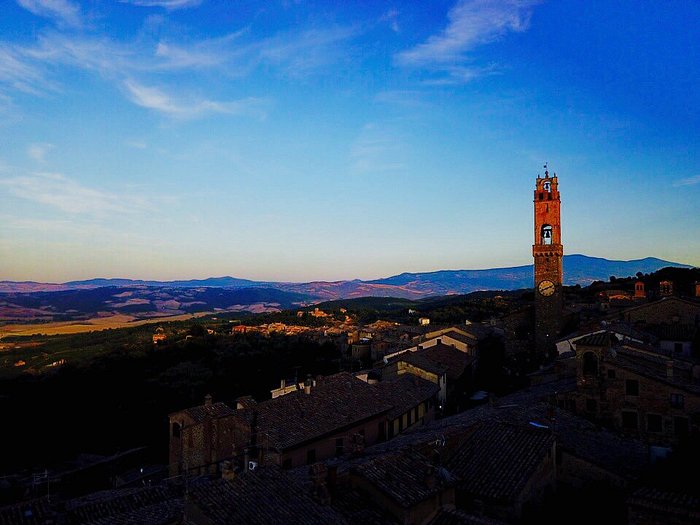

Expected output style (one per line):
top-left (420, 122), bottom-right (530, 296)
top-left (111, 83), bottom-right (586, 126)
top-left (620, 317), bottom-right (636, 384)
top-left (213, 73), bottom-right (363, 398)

top-left (64, 483), bottom-right (183, 525)
top-left (628, 487), bottom-right (700, 522)
top-left (426, 507), bottom-right (508, 525)
top-left (174, 402), bottom-right (234, 424)
top-left (417, 343), bottom-right (474, 381)
top-left (575, 331), bottom-right (618, 348)
top-left (253, 372), bottom-right (392, 451)
top-left (187, 468), bottom-right (347, 524)
top-left (446, 421), bottom-right (554, 501)
top-left (352, 448), bottom-right (457, 508)
top-left (373, 374), bottom-right (440, 420)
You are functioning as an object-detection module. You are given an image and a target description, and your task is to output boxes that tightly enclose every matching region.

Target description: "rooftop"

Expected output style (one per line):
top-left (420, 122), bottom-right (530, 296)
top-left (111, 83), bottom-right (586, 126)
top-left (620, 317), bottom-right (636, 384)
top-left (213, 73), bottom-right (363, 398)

top-left (352, 448), bottom-right (457, 508)
top-left (373, 374), bottom-right (440, 420)
top-left (172, 401), bottom-right (235, 424)
top-left (253, 372), bottom-right (393, 451)
top-left (187, 467), bottom-right (347, 524)
top-left (446, 421), bottom-right (554, 501)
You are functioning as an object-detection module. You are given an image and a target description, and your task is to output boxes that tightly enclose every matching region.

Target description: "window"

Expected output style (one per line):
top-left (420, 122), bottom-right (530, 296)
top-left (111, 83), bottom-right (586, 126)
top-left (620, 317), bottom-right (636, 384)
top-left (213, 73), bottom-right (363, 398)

top-left (335, 437), bottom-right (344, 457)
top-left (172, 422), bottom-right (181, 438)
top-left (674, 342), bottom-right (683, 355)
top-left (671, 393), bottom-right (685, 408)
top-left (541, 224), bottom-right (553, 245)
top-left (626, 379), bottom-right (639, 396)
top-left (647, 414), bottom-right (662, 433)
top-left (674, 417), bottom-right (689, 437)
top-left (586, 398), bottom-right (597, 412)
top-left (622, 411), bottom-right (638, 430)
top-left (583, 352), bottom-right (598, 376)
top-left (607, 369), bottom-right (616, 379)
top-left (306, 449), bottom-right (316, 464)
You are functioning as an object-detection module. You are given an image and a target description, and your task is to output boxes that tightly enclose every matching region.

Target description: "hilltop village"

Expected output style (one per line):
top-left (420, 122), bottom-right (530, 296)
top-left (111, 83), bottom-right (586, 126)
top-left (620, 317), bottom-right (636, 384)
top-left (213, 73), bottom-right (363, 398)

top-left (2, 173), bottom-right (700, 524)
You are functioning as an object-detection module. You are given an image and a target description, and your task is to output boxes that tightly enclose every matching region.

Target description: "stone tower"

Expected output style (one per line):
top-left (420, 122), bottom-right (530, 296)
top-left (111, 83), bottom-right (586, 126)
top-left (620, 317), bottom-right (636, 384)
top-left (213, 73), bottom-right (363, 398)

top-left (532, 168), bottom-right (563, 353)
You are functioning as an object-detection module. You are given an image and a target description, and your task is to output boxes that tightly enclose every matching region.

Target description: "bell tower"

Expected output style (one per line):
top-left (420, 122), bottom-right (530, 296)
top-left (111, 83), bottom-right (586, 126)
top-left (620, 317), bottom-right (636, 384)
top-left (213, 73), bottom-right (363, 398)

top-left (533, 166), bottom-right (563, 353)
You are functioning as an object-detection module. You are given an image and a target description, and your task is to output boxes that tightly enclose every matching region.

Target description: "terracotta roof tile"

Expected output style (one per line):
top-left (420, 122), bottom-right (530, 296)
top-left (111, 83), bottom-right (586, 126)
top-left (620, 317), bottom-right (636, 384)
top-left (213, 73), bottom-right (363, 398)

top-left (352, 448), bottom-right (457, 508)
top-left (373, 375), bottom-right (440, 420)
top-left (175, 402), bottom-right (235, 424)
top-left (426, 507), bottom-right (508, 525)
top-left (446, 421), bottom-right (554, 501)
top-left (187, 468), bottom-right (347, 524)
top-left (417, 343), bottom-right (474, 381)
top-left (628, 487), bottom-right (700, 520)
top-left (254, 372), bottom-right (392, 451)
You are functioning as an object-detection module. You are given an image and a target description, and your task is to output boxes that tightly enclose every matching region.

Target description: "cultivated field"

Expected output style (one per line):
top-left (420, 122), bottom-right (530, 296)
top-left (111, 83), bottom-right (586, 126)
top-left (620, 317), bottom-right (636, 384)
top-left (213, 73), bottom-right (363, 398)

top-left (0, 312), bottom-right (212, 338)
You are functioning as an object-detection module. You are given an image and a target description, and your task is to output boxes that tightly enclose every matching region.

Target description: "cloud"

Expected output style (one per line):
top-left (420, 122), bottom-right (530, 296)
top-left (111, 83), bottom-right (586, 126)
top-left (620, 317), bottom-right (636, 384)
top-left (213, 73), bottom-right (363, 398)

top-left (123, 80), bottom-right (270, 119)
top-left (27, 143), bottom-right (55, 163)
top-left (673, 175), bottom-right (700, 187)
top-left (257, 26), bottom-right (359, 78)
top-left (0, 45), bottom-right (51, 94)
top-left (16, 0), bottom-right (82, 28)
top-left (350, 123), bottom-right (407, 175)
top-left (0, 172), bottom-right (148, 215)
top-left (153, 31), bottom-right (250, 70)
top-left (2, 23), bottom-right (356, 117)
top-left (120, 0), bottom-right (203, 9)
top-left (380, 9), bottom-right (400, 33)
top-left (421, 63), bottom-right (500, 85)
top-left (396, 0), bottom-right (540, 83)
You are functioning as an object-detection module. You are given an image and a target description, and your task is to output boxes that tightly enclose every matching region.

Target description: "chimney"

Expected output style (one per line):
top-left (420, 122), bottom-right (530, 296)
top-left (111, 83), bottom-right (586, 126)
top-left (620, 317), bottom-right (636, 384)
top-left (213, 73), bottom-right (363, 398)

top-left (204, 394), bottom-right (213, 407)
top-left (666, 360), bottom-right (674, 380)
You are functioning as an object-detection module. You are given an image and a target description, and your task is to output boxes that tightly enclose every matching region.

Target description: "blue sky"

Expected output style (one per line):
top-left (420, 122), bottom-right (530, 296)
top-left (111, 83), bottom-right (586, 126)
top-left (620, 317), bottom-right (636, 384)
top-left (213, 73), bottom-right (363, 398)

top-left (1, 0), bottom-right (699, 282)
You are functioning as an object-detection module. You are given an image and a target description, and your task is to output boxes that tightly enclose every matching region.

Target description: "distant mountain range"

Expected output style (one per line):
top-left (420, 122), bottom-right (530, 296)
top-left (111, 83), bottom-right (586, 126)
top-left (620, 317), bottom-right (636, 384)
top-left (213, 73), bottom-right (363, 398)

top-left (0, 254), bottom-right (693, 301)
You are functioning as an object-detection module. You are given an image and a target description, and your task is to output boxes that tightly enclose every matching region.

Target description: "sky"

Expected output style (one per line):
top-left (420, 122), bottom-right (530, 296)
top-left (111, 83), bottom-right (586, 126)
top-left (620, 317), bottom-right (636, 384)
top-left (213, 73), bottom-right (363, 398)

top-left (1, 0), bottom-right (699, 283)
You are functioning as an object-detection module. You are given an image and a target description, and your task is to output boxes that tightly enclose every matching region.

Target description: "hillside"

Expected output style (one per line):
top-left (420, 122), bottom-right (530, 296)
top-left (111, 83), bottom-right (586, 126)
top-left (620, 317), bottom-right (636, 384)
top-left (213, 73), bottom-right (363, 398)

top-left (0, 255), bottom-right (693, 303)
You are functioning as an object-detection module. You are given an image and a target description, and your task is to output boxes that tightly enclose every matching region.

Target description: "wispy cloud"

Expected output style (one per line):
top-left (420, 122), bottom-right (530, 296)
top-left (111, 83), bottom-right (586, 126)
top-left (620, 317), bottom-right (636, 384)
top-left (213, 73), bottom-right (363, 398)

top-left (396, 0), bottom-right (540, 83)
top-left (3, 24), bottom-right (356, 116)
top-left (16, 0), bottom-right (82, 28)
top-left (257, 26), bottom-right (359, 78)
top-left (120, 0), bottom-right (203, 10)
top-left (0, 172), bottom-right (148, 215)
top-left (0, 45), bottom-right (51, 94)
top-left (673, 175), bottom-right (700, 187)
top-left (350, 123), bottom-right (407, 175)
top-left (153, 30), bottom-right (250, 71)
top-left (27, 142), bottom-right (55, 163)
top-left (123, 80), bottom-right (270, 119)
top-left (380, 9), bottom-right (400, 33)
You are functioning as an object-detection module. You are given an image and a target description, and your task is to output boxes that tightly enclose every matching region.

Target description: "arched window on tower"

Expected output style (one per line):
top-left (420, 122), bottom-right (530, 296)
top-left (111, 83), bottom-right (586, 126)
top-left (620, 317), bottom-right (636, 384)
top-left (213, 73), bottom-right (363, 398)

top-left (172, 422), bottom-right (181, 438)
top-left (543, 181), bottom-right (551, 192)
top-left (541, 225), bottom-right (553, 245)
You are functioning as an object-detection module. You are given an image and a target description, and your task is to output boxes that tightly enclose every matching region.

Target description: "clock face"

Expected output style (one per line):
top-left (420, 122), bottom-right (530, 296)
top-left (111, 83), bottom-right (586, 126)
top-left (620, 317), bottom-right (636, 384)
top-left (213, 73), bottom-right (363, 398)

top-left (538, 280), bottom-right (556, 296)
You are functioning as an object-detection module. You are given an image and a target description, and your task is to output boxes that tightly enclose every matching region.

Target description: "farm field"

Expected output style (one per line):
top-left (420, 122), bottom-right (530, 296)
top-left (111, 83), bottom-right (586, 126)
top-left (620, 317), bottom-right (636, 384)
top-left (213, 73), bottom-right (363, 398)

top-left (0, 312), bottom-right (212, 337)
